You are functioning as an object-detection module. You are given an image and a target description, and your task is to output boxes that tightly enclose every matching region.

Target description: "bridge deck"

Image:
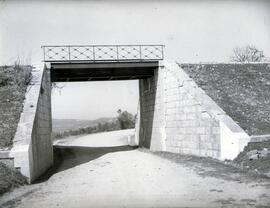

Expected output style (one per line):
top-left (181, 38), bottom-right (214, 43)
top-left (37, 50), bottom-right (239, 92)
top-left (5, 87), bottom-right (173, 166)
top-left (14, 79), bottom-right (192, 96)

top-left (50, 61), bottom-right (158, 82)
top-left (43, 45), bottom-right (163, 82)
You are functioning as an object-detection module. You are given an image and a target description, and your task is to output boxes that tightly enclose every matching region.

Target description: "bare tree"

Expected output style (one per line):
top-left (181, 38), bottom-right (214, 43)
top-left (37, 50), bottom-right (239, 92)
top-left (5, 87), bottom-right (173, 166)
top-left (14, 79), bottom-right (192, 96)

top-left (230, 45), bottom-right (266, 62)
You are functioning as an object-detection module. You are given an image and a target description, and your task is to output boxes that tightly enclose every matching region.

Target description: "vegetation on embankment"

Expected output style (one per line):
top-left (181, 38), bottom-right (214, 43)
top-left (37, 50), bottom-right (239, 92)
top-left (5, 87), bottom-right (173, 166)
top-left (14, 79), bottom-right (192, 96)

top-left (0, 65), bottom-right (32, 148)
top-left (232, 141), bottom-right (270, 177)
top-left (52, 109), bottom-right (136, 140)
top-left (0, 162), bottom-right (27, 195)
top-left (180, 63), bottom-right (270, 136)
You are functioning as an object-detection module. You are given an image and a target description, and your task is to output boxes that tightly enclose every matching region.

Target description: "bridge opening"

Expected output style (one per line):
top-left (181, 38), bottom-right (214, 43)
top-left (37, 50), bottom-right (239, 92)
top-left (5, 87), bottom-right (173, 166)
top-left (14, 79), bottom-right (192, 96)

top-left (36, 45), bottom-right (163, 181)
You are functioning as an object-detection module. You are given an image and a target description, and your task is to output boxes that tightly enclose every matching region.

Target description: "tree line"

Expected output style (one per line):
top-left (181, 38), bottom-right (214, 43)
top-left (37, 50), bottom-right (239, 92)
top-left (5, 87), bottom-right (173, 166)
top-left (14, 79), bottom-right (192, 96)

top-left (52, 109), bottom-right (136, 140)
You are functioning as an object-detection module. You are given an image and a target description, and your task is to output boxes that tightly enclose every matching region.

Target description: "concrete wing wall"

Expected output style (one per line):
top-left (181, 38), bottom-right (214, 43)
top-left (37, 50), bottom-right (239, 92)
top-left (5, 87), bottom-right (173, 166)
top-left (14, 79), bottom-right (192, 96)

top-left (139, 61), bottom-right (250, 160)
top-left (10, 64), bottom-right (53, 183)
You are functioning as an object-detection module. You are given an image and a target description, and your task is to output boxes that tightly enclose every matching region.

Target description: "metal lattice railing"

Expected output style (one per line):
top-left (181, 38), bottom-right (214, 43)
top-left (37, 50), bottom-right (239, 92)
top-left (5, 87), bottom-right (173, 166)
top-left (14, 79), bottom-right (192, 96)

top-left (42, 45), bottom-right (164, 62)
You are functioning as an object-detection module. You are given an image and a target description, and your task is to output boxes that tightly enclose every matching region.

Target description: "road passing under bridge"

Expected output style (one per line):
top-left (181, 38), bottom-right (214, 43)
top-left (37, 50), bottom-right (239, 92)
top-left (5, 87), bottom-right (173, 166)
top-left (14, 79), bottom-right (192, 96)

top-left (1, 130), bottom-right (269, 208)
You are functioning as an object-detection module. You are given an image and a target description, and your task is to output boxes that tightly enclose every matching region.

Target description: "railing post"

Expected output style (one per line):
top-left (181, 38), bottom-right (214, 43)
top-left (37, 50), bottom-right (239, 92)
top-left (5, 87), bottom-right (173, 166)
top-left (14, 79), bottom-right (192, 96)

top-left (93, 46), bottom-right (96, 62)
top-left (68, 46), bottom-right (71, 61)
top-left (116, 45), bottom-right (119, 61)
top-left (161, 45), bottom-right (164, 60)
top-left (42, 46), bottom-right (45, 62)
top-left (139, 45), bottom-right (142, 61)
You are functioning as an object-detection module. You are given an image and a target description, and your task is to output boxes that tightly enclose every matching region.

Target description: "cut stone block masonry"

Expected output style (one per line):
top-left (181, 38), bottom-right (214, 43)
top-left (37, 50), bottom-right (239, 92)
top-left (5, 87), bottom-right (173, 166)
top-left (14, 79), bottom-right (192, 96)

top-left (138, 61), bottom-right (250, 160)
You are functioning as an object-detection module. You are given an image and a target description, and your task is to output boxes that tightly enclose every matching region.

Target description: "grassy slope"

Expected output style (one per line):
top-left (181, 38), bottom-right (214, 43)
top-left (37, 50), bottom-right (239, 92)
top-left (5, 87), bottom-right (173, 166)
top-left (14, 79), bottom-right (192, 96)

top-left (0, 65), bottom-right (31, 148)
top-left (180, 63), bottom-right (270, 136)
top-left (0, 162), bottom-right (27, 195)
top-left (232, 141), bottom-right (270, 176)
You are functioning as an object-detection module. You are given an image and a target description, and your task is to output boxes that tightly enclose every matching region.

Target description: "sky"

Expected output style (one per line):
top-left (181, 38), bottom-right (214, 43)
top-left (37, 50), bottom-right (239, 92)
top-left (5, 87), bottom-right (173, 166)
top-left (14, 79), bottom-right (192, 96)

top-left (0, 0), bottom-right (270, 120)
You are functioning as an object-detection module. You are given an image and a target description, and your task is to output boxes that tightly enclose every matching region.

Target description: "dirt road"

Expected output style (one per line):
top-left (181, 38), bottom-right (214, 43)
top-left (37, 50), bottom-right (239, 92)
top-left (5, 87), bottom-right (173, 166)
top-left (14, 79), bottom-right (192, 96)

top-left (1, 130), bottom-right (270, 208)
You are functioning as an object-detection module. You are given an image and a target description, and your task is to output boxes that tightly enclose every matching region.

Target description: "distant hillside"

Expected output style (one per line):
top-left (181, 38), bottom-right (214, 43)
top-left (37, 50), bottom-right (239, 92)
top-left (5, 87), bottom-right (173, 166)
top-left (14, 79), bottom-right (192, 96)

top-left (52, 117), bottom-right (117, 133)
top-left (180, 63), bottom-right (270, 135)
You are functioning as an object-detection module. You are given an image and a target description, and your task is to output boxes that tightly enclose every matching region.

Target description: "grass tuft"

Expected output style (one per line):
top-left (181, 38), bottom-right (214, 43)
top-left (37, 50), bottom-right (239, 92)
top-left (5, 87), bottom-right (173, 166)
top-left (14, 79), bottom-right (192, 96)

top-left (0, 162), bottom-right (27, 196)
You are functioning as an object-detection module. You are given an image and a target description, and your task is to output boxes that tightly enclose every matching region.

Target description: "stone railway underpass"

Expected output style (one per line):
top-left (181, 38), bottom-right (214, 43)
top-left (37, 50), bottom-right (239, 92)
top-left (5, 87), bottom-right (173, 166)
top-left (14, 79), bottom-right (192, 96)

top-left (0, 44), bottom-right (269, 183)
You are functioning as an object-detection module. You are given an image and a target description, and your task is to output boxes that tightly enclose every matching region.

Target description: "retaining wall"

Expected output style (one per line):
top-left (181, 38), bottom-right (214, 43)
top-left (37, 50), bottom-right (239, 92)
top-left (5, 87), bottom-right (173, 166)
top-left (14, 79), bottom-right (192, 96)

top-left (10, 63), bottom-right (53, 183)
top-left (138, 61), bottom-right (250, 160)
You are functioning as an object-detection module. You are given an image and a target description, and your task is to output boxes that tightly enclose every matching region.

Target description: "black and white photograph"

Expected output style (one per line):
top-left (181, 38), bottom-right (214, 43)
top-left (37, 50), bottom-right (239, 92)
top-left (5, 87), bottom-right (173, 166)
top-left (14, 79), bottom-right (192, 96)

top-left (0, 0), bottom-right (270, 207)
